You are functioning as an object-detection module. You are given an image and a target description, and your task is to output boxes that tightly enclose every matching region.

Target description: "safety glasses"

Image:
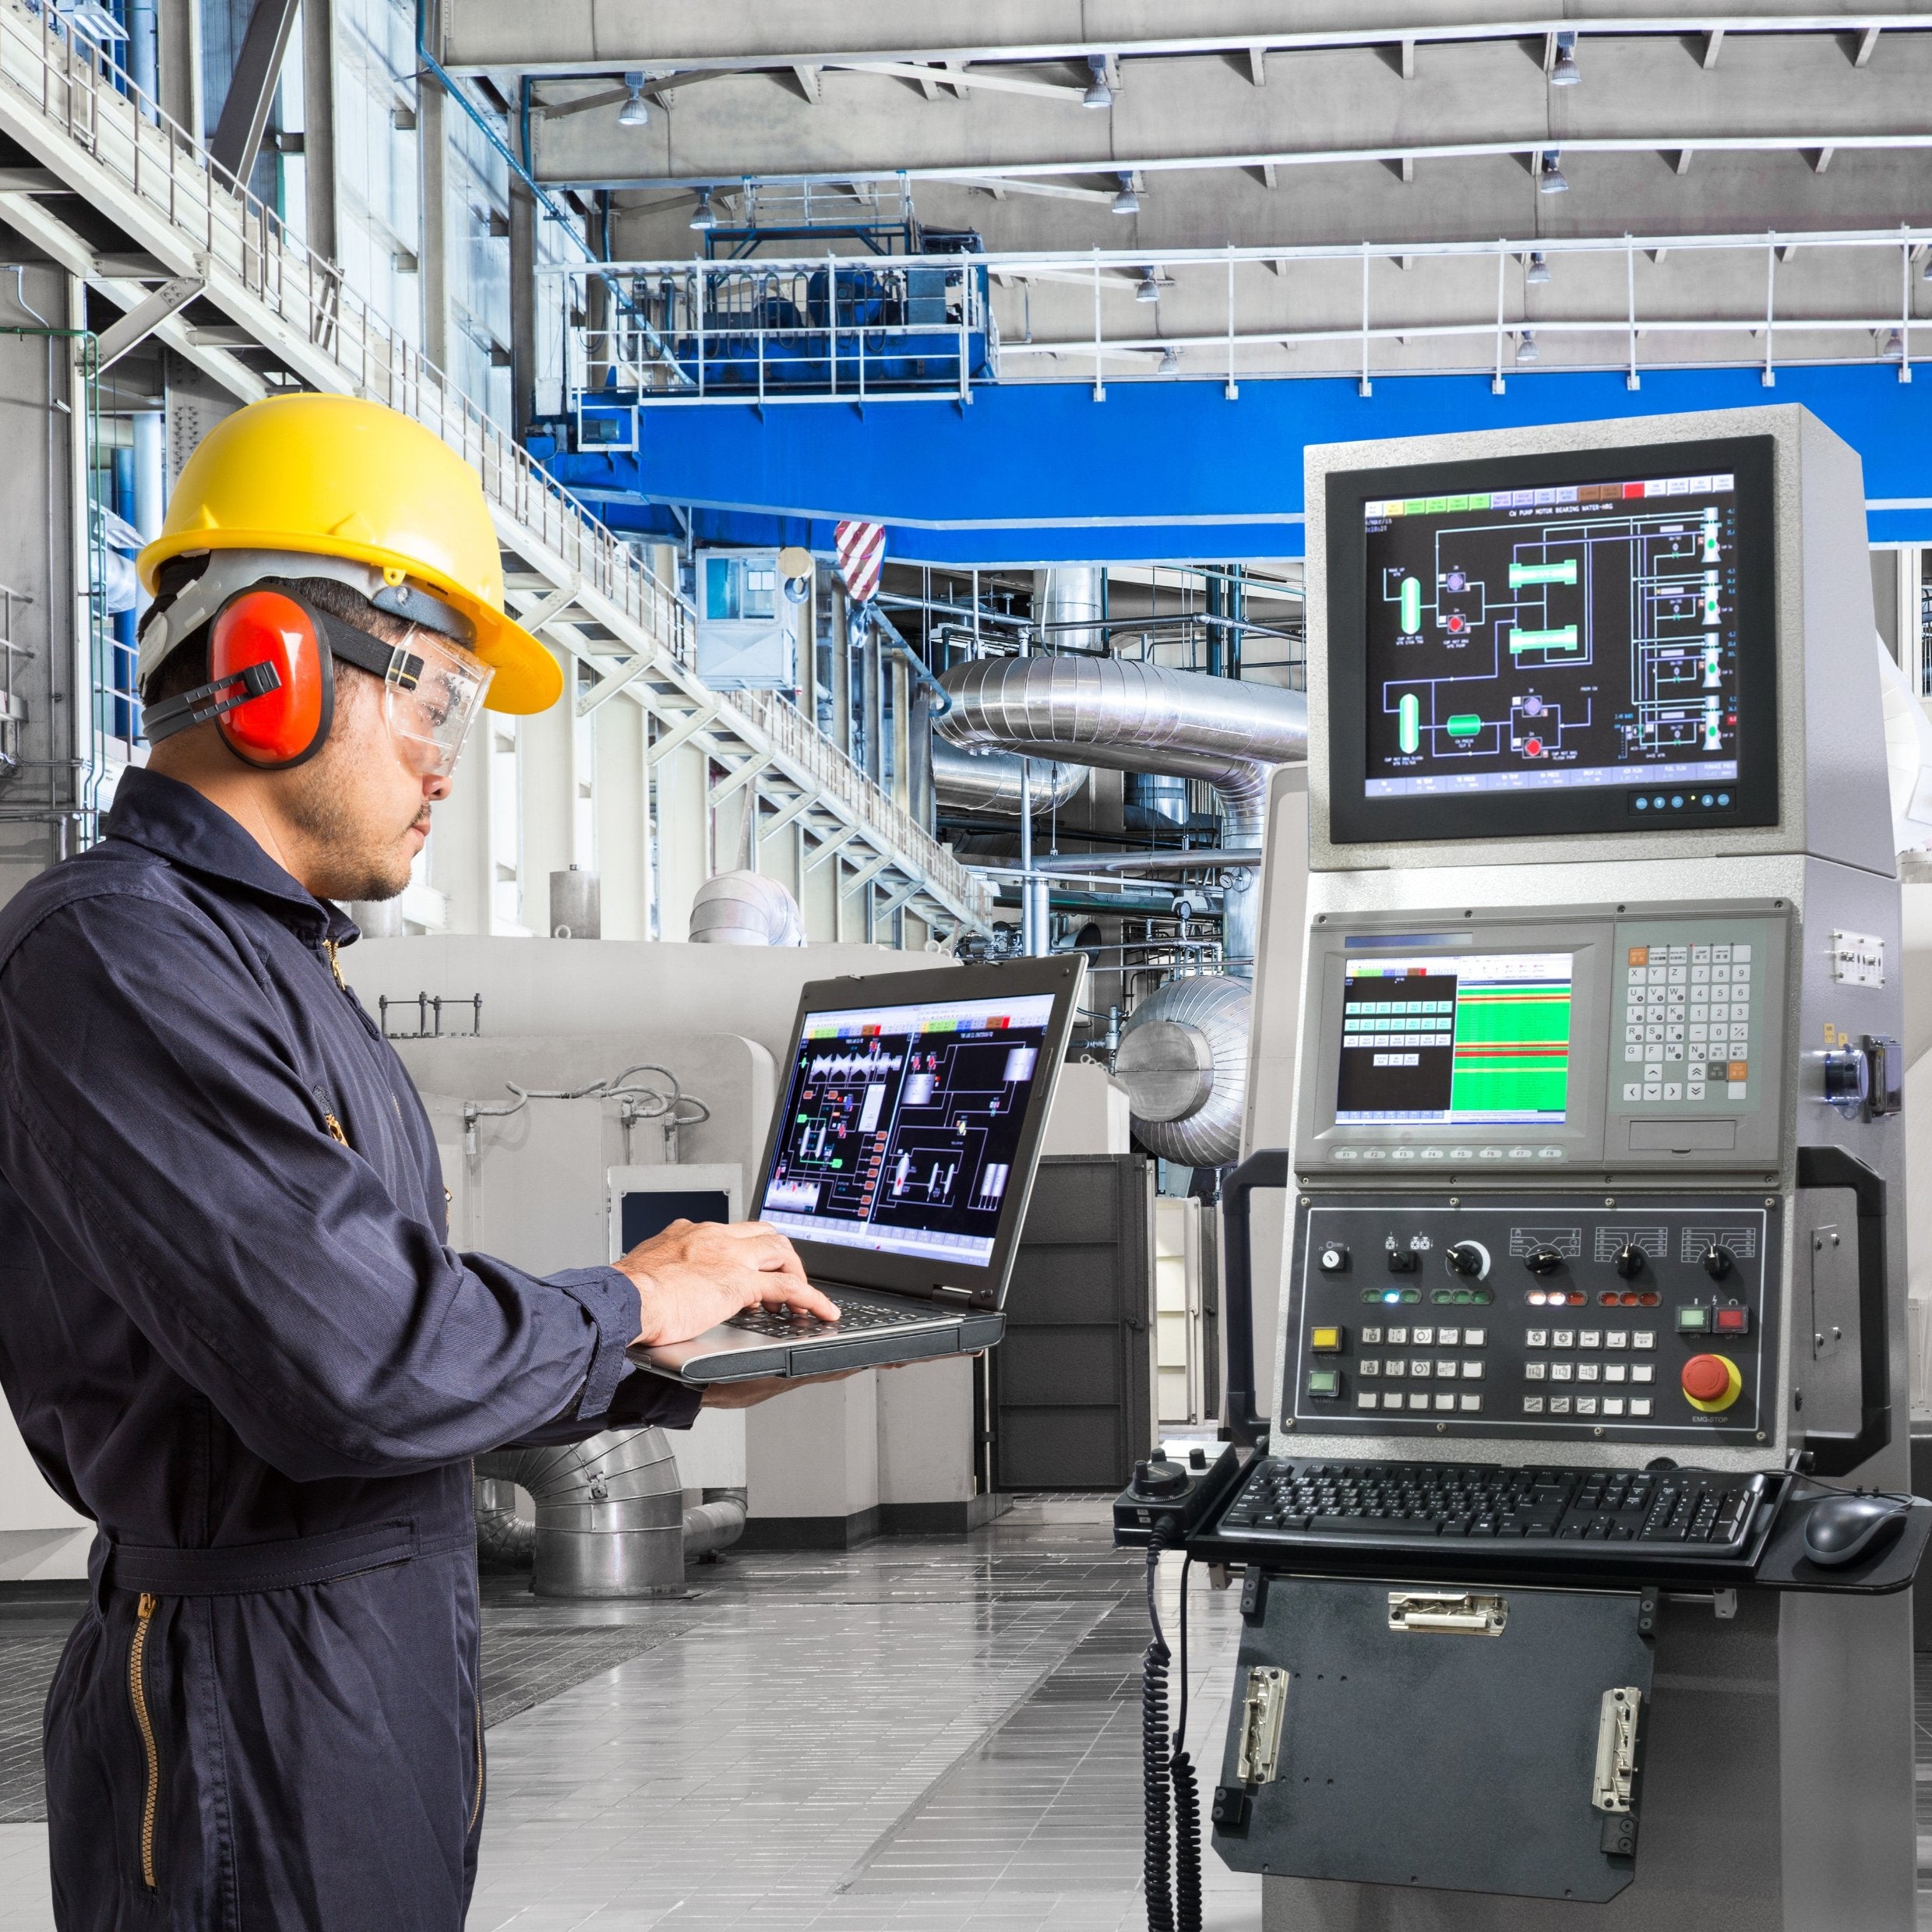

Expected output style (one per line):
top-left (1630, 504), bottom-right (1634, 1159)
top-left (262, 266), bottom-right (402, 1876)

top-left (381, 631), bottom-right (493, 779)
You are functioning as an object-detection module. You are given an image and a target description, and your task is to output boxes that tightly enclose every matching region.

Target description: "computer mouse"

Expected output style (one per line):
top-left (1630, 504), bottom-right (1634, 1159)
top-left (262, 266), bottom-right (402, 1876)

top-left (1801, 1493), bottom-right (1910, 1567)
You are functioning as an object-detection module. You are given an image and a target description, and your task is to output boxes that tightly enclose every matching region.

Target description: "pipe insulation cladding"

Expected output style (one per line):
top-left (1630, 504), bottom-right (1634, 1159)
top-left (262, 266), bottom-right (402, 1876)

top-left (936, 655), bottom-right (1307, 970)
top-left (474, 1427), bottom-right (746, 1597)
top-left (1112, 974), bottom-right (1253, 1168)
top-left (689, 869), bottom-right (807, 946)
top-left (930, 736), bottom-right (1089, 818)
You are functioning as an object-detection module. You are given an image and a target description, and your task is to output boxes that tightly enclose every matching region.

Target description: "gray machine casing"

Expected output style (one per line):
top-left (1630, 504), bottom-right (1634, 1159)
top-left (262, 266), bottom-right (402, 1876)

top-left (1238, 406), bottom-right (1913, 1931)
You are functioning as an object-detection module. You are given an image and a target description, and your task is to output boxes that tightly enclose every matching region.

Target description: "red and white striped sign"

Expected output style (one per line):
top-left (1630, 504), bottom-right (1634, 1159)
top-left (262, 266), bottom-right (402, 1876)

top-left (834, 519), bottom-right (886, 605)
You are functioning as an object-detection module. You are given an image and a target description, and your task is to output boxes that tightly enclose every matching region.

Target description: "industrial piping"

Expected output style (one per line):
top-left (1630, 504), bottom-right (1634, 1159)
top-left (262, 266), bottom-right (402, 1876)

top-left (936, 654), bottom-right (1307, 970)
top-left (1111, 974), bottom-right (1252, 1168)
top-left (474, 1427), bottom-right (746, 1597)
top-left (931, 736), bottom-right (1088, 817)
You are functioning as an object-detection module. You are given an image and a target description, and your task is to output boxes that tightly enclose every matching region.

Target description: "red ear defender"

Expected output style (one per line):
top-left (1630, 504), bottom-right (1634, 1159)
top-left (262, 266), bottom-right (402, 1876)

top-left (209, 589), bottom-right (335, 769)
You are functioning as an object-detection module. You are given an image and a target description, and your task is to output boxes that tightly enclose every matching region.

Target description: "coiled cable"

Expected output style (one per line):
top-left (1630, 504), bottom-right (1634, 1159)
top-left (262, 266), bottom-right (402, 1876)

top-left (1141, 1528), bottom-right (1202, 1932)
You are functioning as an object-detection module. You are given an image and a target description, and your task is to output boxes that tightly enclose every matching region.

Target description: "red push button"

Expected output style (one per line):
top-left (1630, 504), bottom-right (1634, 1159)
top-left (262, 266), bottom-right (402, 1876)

top-left (1713, 1307), bottom-right (1750, 1336)
top-left (1682, 1353), bottom-right (1743, 1412)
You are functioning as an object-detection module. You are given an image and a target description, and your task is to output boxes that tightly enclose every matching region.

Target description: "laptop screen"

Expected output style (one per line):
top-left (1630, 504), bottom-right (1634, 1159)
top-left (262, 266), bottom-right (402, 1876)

top-left (760, 989), bottom-right (1059, 1267)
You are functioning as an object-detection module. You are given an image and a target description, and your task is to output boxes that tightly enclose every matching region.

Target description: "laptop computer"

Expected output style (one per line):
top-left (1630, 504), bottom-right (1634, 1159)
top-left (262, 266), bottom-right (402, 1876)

top-left (629, 954), bottom-right (1086, 1384)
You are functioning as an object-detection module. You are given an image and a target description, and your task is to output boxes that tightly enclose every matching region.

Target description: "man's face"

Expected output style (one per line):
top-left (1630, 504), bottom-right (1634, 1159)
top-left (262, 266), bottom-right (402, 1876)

top-left (280, 660), bottom-right (454, 904)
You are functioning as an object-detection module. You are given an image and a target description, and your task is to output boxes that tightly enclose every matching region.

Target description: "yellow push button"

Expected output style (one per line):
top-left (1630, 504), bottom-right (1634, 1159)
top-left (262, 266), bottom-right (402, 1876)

top-left (1311, 1326), bottom-right (1345, 1353)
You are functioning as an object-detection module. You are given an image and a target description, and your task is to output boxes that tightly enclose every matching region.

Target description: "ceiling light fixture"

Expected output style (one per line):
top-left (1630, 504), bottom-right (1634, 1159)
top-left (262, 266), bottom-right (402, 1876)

top-left (689, 186), bottom-right (717, 232)
top-left (1881, 326), bottom-right (1906, 361)
top-left (1135, 268), bottom-right (1159, 302)
top-left (1112, 173), bottom-right (1140, 215)
top-left (1527, 251), bottom-right (1551, 284)
top-left (1538, 150), bottom-right (1568, 195)
top-left (1549, 32), bottom-right (1581, 86)
top-left (1158, 344), bottom-right (1179, 374)
top-left (1083, 55), bottom-right (1113, 109)
top-left (1518, 330), bottom-right (1540, 364)
top-left (617, 72), bottom-right (650, 128)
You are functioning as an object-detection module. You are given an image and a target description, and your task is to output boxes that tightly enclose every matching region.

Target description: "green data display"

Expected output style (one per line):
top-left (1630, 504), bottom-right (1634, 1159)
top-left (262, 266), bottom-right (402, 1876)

top-left (1337, 952), bottom-right (1573, 1125)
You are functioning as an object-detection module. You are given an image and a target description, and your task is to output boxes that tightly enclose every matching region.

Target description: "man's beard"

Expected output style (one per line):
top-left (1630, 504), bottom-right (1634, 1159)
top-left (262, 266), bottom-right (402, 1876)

top-left (284, 763), bottom-right (427, 903)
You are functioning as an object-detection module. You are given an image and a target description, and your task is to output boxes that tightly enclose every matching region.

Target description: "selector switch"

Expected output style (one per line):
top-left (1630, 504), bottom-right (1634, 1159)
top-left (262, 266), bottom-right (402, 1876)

top-left (1522, 1245), bottom-right (1565, 1278)
top-left (1613, 1242), bottom-right (1647, 1281)
top-left (1701, 1244), bottom-right (1736, 1282)
top-left (1318, 1243), bottom-right (1350, 1273)
top-left (1445, 1242), bottom-right (1489, 1279)
top-left (1681, 1353), bottom-right (1743, 1413)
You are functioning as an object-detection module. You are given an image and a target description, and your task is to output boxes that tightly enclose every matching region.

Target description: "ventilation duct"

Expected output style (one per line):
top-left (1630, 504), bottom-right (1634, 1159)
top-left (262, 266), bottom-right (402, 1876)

top-left (1112, 974), bottom-right (1251, 1168)
top-left (931, 736), bottom-right (1088, 817)
top-left (474, 1427), bottom-right (746, 1597)
top-left (1032, 565), bottom-right (1105, 650)
top-left (689, 869), bottom-right (807, 946)
top-left (937, 654), bottom-right (1307, 970)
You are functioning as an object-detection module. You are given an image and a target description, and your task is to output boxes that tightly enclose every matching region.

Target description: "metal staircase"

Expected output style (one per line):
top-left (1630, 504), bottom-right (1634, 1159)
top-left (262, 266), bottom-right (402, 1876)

top-left (0, 1), bottom-right (987, 936)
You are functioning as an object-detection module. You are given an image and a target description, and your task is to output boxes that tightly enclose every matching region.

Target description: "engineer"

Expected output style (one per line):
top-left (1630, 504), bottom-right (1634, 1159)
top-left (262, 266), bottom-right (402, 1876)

top-left (0, 393), bottom-right (839, 1928)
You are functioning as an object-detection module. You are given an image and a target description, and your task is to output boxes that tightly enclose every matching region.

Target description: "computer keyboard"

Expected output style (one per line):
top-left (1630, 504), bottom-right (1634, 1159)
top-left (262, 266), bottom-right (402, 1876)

top-left (1215, 1458), bottom-right (1776, 1557)
top-left (724, 1297), bottom-right (933, 1339)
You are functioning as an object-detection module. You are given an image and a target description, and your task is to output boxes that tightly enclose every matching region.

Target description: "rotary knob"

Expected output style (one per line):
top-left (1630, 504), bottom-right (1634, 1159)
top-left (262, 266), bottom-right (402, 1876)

top-left (1523, 1245), bottom-right (1564, 1278)
top-left (1445, 1242), bottom-right (1486, 1278)
top-left (1613, 1242), bottom-right (1646, 1281)
top-left (1701, 1244), bottom-right (1736, 1282)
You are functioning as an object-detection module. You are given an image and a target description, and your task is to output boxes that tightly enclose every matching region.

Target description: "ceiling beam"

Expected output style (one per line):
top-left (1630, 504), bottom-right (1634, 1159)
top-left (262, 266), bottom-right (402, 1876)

top-left (437, 7), bottom-right (1932, 75)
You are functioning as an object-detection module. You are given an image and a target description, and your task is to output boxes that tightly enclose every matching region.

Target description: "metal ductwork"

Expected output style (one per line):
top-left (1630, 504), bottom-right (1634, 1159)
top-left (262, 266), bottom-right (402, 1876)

top-left (474, 1426), bottom-right (746, 1597)
top-left (931, 736), bottom-right (1088, 817)
top-left (936, 654), bottom-right (1307, 970)
top-left (1033, 565), bottom-right (1105, 650)
top-left (689, 869), bottom-right (806, 946)
top-left (1112, 974), bottom-right (1251, 1168)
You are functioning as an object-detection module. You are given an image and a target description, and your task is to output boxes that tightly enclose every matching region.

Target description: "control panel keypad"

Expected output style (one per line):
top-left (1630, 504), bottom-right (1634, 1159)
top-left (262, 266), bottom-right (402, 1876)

top-left (1292, 1196), bottom-right (1775, 1444)
top-left (1614, 925), bottom-right (1768, 1109)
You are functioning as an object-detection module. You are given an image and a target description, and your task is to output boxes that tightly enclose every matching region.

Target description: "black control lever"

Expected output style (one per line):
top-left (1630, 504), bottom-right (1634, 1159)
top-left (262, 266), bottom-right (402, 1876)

top-left (1221, 1150), bottom-right (1290, 1447)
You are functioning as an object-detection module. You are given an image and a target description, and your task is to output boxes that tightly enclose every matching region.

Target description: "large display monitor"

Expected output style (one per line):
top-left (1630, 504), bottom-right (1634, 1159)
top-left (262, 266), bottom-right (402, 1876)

top-left (1324, 435), bottom-right (1779, 845)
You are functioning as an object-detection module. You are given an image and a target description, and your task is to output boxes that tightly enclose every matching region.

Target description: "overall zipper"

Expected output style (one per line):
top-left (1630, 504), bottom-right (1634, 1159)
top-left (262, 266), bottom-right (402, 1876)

top-left (468, 1696), bottom-right (485, 1833)
top-left (129, 1592), bottom-right (160, 1891)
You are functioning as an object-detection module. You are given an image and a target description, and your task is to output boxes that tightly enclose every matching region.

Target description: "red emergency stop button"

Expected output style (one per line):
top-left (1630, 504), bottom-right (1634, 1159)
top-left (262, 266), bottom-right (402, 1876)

top-left (1682, 1353), bottom-right (1743, 1413)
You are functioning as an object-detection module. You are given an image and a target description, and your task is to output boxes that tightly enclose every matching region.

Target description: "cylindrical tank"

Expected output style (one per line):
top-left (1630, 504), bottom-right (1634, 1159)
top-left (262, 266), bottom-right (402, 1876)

top-left (1112, 975), bottom-right (1251, 1168)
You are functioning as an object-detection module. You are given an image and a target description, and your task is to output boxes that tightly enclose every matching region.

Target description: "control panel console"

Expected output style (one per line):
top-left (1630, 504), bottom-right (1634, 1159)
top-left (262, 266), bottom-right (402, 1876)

top-left (1285, 1193), bottom-right (1779, 1448)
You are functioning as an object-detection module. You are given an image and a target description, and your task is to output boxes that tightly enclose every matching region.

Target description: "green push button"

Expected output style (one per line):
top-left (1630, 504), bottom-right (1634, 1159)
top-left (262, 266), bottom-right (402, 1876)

top-left (1308, 1370), bottom-right (1341, 1398)
top-left (1676, 1306), bottom-right (1710, 1333)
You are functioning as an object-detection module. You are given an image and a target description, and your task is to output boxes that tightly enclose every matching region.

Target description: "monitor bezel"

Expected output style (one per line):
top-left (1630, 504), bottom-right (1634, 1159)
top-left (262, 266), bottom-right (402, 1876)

top-left (1324, 433), bottom-right (1780, 847)
top-left (750, 955), bottom-right (1087, 1308)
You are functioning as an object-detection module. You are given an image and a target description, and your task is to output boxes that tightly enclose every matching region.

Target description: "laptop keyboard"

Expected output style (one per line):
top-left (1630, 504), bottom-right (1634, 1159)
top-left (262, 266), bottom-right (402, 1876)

top-left (724, 1296), bottom-right (935, 1340)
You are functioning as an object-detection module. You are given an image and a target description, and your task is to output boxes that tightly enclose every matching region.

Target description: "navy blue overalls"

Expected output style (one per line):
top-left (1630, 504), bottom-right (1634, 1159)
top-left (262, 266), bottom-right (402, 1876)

top-left (0, 769), bottom-right (700, 1929)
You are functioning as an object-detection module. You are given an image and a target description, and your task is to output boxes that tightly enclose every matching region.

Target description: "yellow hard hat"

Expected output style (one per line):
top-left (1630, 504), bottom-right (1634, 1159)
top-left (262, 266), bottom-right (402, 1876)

top-left (136, 393), bottom-right (561, 714)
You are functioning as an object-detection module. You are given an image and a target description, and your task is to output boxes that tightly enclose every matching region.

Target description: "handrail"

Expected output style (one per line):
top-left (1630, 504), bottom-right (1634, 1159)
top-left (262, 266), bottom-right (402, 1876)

top-left (0, 0), bottom-right (982, 922)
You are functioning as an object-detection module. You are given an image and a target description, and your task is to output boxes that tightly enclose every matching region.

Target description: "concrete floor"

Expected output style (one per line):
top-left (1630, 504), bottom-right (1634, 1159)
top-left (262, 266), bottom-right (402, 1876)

top-left (0, 1497), bottom-right (1258, 1932)
top-left (0, 1495), bottom-right (1926, 1930)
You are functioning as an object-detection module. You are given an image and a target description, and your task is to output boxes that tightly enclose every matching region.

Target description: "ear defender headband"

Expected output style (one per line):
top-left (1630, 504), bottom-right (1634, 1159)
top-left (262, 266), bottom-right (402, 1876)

top-left (141, 587), bottom-right (424, 770)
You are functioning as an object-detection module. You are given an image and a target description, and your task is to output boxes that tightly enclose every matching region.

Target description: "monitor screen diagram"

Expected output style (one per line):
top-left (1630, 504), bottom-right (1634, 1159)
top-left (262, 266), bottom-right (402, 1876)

top-left (761, 992), bottom-right (1056, 1267)
top-left (1361, 467), bottom-right (1743, 802)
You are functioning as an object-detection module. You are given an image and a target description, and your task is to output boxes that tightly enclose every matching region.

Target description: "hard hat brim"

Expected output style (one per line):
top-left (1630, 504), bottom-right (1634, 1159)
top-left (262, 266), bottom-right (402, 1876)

top-left (138, 527), bottom-right (562, 716)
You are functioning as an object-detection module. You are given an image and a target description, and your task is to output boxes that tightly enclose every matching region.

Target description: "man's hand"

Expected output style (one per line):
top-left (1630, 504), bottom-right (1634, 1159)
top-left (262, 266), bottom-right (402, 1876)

top-left (615, 1218), bottom-right (838, 1347)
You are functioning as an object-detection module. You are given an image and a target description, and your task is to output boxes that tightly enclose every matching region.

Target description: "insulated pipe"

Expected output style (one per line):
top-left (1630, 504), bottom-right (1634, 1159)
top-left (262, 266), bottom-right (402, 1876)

top-left (937, 655), bottom-right (1307, 971)
top-left (689, 869), bottom-right (807, 946)
top-left (473, 1427), bottom-right (746, 1597)
top-left (931, 736), bottom-right (1088, 817)
top-left (1112, 973), bottom-right (1252, 1168)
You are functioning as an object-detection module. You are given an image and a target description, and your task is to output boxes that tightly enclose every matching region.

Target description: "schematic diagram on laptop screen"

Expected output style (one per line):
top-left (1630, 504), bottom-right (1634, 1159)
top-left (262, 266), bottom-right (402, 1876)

top-left (761, 992), bottom-right (1056, 1266)
top-left (1335, 952), bottom-right (1574, 1126)
top-left (1360, 469), bottom-right (1743, 800)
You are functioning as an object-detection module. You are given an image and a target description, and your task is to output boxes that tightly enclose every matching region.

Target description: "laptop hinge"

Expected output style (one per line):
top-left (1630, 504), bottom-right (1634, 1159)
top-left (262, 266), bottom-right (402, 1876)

top-left (930, 1285), bottom-right (975, 1303)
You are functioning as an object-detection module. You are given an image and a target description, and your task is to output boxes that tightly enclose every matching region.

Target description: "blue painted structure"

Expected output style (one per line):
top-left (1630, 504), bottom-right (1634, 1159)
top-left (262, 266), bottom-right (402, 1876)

top-left (536, 363), bottom-right (1932, 565)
